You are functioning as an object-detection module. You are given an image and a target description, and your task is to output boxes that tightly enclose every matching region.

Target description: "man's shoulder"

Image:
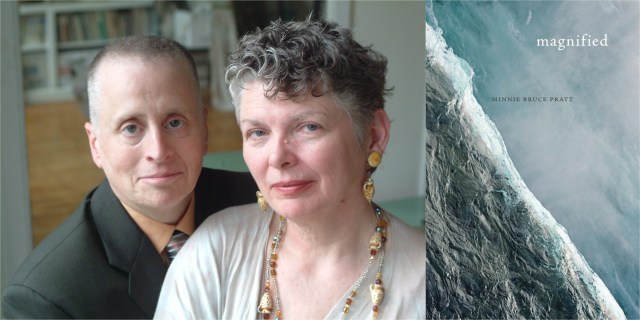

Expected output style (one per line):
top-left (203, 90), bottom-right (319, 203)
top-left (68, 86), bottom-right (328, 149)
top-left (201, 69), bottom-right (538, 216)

top-left (8, 200), bottom-right (103, 286)
top-left (197, 167), bottom-right (255, 188)
top-left (194, 168), bottom-right (257, 222)
top-left (2, 199), bottom-right (106, 318)
top-left (2, 182), bottom-right (143, 318)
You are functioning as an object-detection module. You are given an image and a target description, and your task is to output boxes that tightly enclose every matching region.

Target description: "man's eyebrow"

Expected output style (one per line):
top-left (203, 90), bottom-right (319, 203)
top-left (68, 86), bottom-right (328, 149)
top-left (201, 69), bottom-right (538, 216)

top-left (240, 119), bottom-right (264, 127)
top-left (110, 111), bottom-right (144, 126)
top-left (110, 105), bottom-right (194, 123)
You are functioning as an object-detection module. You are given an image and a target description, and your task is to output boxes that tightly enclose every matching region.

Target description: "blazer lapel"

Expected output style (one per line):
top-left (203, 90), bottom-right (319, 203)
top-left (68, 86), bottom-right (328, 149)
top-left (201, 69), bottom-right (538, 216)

top-left (91, 180), bottom-right (168, 317)
top-left (129, 236), bottom-right (168, 316)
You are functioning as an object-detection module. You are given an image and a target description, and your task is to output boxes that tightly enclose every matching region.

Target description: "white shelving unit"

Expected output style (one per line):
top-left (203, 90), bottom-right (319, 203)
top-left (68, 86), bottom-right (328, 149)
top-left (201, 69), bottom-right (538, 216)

top-left (19, 1), bottom-right (155, 104)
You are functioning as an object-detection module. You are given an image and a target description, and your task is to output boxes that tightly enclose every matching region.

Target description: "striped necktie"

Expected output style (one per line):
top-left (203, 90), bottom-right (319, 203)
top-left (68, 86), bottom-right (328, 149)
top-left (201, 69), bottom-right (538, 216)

top-left (165, 230), bottom-right (189, 264)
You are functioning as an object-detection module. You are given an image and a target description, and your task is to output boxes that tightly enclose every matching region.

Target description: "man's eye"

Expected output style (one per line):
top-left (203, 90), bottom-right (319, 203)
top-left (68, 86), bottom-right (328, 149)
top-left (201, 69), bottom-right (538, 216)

top-left (250, 129), bottom-right (266, 137)
top-left (304, 124), bottom-right (319, 131)
top-left (124, 124), bottom-right (138, 134)
top-left (168, 119), bottom-right (182, 128)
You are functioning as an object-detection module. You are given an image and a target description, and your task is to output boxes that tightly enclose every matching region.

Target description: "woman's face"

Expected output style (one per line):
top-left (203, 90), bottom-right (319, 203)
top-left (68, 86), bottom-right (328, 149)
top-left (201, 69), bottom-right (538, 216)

top-left (239, 81), bottom-right (368, 219)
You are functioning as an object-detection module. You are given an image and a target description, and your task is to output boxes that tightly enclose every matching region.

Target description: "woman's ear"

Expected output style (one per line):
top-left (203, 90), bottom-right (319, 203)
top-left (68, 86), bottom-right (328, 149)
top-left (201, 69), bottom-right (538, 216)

top-left (368, 109), bottom-right (391, 154)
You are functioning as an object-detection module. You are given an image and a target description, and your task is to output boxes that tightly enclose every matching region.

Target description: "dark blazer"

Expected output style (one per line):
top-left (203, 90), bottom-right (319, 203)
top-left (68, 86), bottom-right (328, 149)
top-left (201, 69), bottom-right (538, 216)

top-left (2, 168), bottom-right (257, 319)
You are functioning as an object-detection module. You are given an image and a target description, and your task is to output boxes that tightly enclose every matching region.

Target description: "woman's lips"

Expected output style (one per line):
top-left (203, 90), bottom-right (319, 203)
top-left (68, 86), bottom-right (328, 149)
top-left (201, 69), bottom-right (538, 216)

top-left (270, 180), bottom-right (313, 196)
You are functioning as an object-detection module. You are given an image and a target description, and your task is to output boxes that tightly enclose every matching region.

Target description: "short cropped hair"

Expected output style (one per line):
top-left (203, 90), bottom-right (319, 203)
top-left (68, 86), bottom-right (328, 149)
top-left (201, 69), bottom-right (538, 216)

top-left (225, 19), bottom-right (392, 145)
top-left (87, 35), bottom-right (201, 125)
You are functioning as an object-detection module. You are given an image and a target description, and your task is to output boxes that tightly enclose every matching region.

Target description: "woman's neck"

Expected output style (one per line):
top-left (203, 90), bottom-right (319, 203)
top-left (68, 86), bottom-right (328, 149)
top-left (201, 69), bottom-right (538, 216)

top-left (263, 199), bottom-right (387, 320)
top-left (272, 198), bottom-right (377, 263)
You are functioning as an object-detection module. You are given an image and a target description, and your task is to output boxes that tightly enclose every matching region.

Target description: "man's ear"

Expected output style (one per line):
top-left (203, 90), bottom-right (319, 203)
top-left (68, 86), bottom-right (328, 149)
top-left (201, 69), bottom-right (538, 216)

top-left (84, 122), bottom-right (103, 169)
top-left (367, 109), bottom-right (391, 154)
top-left (202, 107), bottom-right (209, 156)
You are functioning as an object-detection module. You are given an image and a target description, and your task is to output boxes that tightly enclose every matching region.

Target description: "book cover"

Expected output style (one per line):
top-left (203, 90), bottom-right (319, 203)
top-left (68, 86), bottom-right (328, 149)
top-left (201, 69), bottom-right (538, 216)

top-left (425, 1), bottom-right (638, 318)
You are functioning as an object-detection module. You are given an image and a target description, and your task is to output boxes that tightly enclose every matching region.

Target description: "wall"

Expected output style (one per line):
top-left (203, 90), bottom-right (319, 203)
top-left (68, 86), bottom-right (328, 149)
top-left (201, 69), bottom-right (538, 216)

top-left (1, 0), bottom-right (34, 294)
top-left (333, 1), bottom-right (427, 201)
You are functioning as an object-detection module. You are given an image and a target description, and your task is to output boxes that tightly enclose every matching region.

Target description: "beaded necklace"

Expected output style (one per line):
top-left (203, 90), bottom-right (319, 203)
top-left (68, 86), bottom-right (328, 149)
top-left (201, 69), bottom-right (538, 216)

top-left (257, 206), bottom-right (388, 320)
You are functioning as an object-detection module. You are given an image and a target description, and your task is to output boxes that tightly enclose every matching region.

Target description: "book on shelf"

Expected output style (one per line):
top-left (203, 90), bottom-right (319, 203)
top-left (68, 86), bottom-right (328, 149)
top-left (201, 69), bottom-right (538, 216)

top-left (105, 10), bottom-right (117, 39)
top-left (132, 8), bottom-right (150, 35)
top-left (97, 11), bottom-right (108, 39)
top-left (71, 13), bottom-right (86, 41)
top-left (22, 52), bottom-right (47, 90)
top-left (84, 11), bottom-right (100, 41)
top-left (57, 14), bottom-right (70, 42)
top-left (21, 14), bottom-right (45, 46)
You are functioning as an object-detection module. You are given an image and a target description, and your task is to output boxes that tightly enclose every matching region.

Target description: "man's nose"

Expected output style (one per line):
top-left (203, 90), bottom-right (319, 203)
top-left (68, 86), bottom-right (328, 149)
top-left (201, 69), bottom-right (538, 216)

top-left (145, 128), bottom-right (173, 162)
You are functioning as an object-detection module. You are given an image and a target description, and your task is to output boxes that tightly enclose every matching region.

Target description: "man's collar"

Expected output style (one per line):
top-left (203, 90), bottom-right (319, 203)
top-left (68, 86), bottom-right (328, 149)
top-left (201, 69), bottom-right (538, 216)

top-left (123, 194), bottom-right (196, 254)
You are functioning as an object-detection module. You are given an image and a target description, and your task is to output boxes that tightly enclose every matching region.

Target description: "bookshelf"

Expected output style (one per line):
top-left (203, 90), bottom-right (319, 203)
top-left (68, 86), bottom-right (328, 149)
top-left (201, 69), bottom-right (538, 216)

top-left (19, 1), bottom-right (156, 104)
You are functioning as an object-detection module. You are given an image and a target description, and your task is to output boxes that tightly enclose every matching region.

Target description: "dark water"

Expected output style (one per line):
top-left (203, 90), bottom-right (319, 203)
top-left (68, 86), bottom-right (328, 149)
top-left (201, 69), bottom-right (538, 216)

top-left (425, 13), bottom-right (629, 318)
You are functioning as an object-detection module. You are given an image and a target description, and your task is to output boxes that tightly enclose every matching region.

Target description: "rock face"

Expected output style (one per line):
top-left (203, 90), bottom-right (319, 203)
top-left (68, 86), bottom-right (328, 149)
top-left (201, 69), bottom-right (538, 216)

top-left (425, 22), bottom-right (625, 319)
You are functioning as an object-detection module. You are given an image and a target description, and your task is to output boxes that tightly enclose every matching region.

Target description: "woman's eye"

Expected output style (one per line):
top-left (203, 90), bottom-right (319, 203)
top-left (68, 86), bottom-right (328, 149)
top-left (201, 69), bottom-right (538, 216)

top-left (168, 119), bottom-right (182, 128)
top-left (123, 124), bottom-right (138, 134)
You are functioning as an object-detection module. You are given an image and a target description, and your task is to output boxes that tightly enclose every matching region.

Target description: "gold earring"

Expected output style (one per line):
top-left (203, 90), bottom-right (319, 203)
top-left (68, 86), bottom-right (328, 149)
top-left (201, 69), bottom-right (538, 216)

top-left (363, 152), bottom-right (381, 202)
top-left (363, 177), bottom-right (375, 203)
top-left (368, 151), bottom-right (382, 168)
top-left (256, 191), bottom-right (268, 213)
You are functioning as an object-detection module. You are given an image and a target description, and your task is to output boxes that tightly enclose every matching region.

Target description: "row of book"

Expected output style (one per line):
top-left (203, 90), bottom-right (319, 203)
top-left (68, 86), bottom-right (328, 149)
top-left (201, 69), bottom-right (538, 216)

top-left (57, 8), bottom-right (154, 44)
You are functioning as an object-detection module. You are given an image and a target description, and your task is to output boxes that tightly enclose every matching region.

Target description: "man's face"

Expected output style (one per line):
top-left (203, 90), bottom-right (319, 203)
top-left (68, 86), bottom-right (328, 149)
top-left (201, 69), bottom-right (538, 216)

top-left (85, 56), bottom-right (207, 224)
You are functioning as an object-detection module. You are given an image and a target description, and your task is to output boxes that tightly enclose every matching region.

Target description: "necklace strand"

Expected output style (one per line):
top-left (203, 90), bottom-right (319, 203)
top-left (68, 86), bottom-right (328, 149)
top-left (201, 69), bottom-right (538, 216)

top-left (257, 206), bottom-right (388, 320)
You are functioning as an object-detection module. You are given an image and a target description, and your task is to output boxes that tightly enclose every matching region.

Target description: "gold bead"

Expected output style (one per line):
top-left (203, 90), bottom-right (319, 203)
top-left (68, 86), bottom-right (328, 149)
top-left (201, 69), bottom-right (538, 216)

top-left (342, 305), bottom-right (350, 314)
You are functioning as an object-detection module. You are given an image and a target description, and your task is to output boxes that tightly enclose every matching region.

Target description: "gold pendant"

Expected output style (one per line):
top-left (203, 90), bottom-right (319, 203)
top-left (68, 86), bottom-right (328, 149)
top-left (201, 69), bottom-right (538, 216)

top-left (258, 291), bottom-right (273, 314)
top-left (369, 231), bottom-right (382, 251)
top-left (370, 284), bottom-right (385, 305)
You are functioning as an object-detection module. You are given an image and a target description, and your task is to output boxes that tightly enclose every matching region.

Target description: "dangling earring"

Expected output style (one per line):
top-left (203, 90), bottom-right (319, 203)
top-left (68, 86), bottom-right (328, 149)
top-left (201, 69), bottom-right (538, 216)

top-left (256, 191), bottom-right (268, 214)
top-left (363, 151), bottom-right (382, 202)
top-left (363, 178), bottom-right (375, 202)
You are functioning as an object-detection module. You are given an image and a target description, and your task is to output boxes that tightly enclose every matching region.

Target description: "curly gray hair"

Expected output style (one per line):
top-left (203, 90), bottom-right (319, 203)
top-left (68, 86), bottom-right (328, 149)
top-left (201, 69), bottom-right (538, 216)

top-left (225, 18), bottom-right (392, 145)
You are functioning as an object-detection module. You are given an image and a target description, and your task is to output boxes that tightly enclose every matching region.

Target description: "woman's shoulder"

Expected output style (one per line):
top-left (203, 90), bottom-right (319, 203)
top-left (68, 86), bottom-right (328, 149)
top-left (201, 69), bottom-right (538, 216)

top-left (190, 204), bottom-right (270, 245)
top-left (387, 212), bottom-right (424, 245)
top-left (199, 203), bottom-right (266, 229)
top-left (385, 211), bottom-right (426, 271)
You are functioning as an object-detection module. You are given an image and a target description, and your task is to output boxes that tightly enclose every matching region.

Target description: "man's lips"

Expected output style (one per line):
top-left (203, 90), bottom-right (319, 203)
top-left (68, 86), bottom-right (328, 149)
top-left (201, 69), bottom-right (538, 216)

top-left (139, 172), bottom-right (182, 183)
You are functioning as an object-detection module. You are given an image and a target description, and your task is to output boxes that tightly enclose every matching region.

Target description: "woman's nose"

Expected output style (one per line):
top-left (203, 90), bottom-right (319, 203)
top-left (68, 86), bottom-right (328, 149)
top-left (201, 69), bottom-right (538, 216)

top-left (268, 137), bottom-right (296, 169)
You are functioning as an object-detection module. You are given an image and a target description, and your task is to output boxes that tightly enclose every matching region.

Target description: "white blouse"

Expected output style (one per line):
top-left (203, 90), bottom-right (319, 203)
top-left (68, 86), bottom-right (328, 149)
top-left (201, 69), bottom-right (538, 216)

top-left (155, 203), bottom-right (425, 319)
